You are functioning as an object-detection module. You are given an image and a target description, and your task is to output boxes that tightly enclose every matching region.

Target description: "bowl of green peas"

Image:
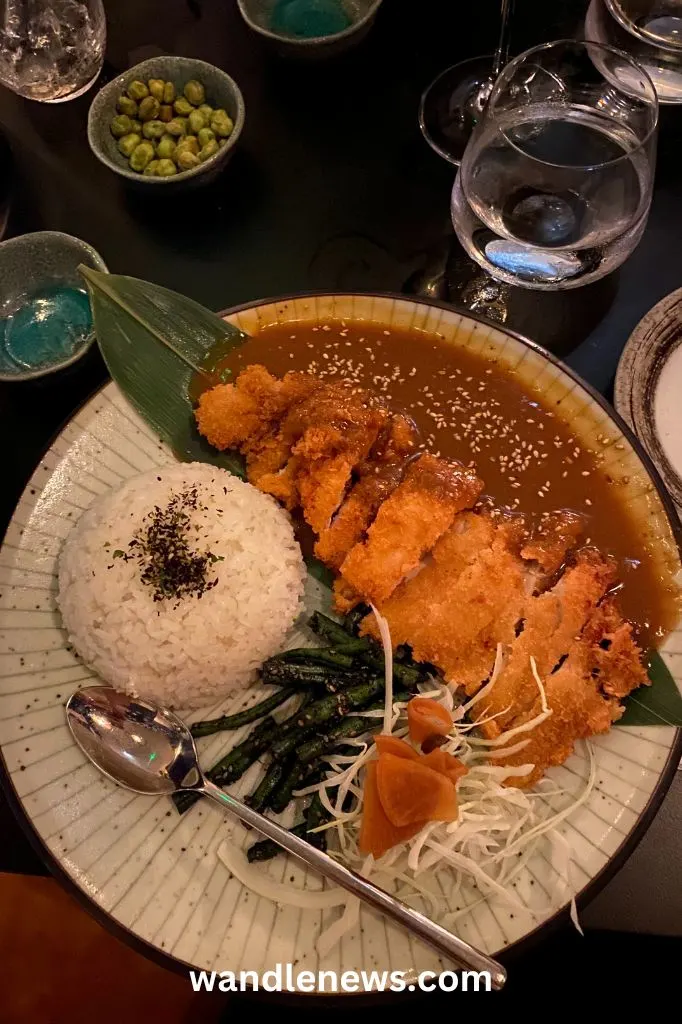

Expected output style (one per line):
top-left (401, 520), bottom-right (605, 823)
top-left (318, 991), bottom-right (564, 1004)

top-left (87, 56), bottom-right (245, 187)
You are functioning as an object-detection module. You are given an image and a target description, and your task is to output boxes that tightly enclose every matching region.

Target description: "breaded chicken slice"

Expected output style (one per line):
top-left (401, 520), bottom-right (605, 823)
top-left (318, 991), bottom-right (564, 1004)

top-left (521, 510), bottom-right (585, 578)
top-left (194, 364), bottom-right (282, 451)
top-left (361, 510), bottom-right (528, 691)
top-left (337, 454), bottom-right (483, 607)
top-left (258, 388), bottom-right (389, 533)
top-left (493, 598), bottom-right (646, 787)
top-left (194, 366), bottom-right (319, 484)
top-left (475, 547), bottom-right (616, 735)
top-left (587, 597), bottom-right (649, 699)
top-left (315, 414), bottom-right (419, 569)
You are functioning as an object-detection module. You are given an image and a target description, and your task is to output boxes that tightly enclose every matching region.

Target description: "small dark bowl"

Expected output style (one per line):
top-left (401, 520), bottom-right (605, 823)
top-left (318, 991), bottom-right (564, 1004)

top-left (87, 56), bottom-right (245, 189)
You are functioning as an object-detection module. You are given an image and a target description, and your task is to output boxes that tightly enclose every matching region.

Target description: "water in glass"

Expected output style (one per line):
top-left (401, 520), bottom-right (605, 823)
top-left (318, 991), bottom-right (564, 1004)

top-left (452, 41), bottom-right (658, 289)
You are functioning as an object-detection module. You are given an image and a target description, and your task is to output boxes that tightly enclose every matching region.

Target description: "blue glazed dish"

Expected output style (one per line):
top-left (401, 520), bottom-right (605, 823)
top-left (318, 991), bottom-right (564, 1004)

top-left (0, 231), bottom-right (108, 382)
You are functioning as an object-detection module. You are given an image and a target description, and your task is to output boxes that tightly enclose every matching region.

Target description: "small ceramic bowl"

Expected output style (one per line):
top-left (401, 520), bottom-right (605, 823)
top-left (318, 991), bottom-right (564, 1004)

top-left (0, 231), bottom-right (107, 382)
top-left (87, 56), bottom-right (245, 188)
top-left (236, 0), bottom-right (383, 58)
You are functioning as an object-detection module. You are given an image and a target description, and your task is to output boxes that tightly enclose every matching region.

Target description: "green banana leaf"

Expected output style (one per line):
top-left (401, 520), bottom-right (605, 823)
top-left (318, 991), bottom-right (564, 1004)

top-left (80, 266), bottom-right (247, 477)
top-left (619, 650), bottom-right (682, 728)
top-left (80, 268), bottom-right (682, 729)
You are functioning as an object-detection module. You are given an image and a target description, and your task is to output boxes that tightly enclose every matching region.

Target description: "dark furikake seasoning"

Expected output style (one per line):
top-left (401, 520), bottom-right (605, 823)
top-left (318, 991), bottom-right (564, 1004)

top-left (113, 486), bottom-right (223, 602)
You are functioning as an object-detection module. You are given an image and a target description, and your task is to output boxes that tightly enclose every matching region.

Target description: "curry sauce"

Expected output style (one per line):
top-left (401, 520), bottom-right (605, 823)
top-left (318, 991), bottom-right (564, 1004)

top-left (199, 319), bottom-right (680, 647)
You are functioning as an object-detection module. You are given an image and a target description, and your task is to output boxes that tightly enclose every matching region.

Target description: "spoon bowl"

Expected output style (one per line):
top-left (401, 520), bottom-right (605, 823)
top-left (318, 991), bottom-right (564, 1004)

top-left (65, 684), bottom-right (506, 988)
top-left (66, 685), bottom-right (202, 796)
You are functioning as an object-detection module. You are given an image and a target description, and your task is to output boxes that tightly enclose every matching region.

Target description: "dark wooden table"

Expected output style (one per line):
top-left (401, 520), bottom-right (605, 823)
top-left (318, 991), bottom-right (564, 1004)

top-left (0, 0), bottom-right (680, 997)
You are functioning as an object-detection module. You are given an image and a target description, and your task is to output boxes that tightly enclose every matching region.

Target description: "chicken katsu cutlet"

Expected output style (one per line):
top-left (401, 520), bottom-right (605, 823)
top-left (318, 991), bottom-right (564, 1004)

top-left (492, 597), bottom-right (648, 787)
top-left (314, 413), bottom-right (419, 569)
top-left (195, 363), bottom-right (651, 789)
top-left (268, 386), bottom-right (390, 532)
top-left (360, 510), bottom-right (529, 691)
top-left (474, 546), bottom-right (617, 737)
top-left (338, 454), bottom-right (483, 607)
top-left (195, 364), bottom-right (320, 485)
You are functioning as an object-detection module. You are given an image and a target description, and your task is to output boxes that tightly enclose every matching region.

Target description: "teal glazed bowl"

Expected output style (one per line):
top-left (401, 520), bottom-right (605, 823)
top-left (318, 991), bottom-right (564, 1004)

top-left (0, 231), bottom-right (107, 382)
top-left (87, 56), bottom-right (245, 189)
top-left (236, 0), bottom-right (384, 58)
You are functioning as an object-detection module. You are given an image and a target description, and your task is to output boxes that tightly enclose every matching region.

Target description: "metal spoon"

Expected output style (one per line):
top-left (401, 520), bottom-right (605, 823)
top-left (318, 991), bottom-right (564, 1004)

top-left (66, 684), bottom-right (507, 989)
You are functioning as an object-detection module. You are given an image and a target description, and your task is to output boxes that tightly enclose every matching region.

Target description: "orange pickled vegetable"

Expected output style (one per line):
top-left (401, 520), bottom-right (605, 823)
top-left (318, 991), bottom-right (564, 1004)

top-left (376, 753), bottom-right (459, 827)
top-left (407, 697), bottom-right (453, 746)
top-left (373, 734), bottom-right (420, 761)
top-left (422, 748), bottom-right (469, 785)
top-left (359, 762), bottom-right (426, 859)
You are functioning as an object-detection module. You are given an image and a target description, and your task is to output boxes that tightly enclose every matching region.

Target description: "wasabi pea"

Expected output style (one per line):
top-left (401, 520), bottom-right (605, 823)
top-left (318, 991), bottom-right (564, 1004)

top-left (142, 119), bottom-right (166, 140)
top-left (129, 141), bottom-right (155, 172)
top-left (156, 135), bottom-right (177, 160)
top-left (188, 109), bottom-right (206, 133)
top-left (176, 135), bottom-right (199, 156)
top-left (156, 158), bottom-right (177, 176)
top-left (129, 119), bottom-right (142, 135)
top-left (148, 79), bottom-right (165, 102)
top-left (197, 127), bottom-right (216, 148)
top-left (210, 109), bottom-right (234, 138)
top-left (138, 96), bottom-right (160, 122)
top-left (165, 117), bottom-right (187, 137)
top-left (198, 103), bottom-right (213, 119)
top-left (184, 79), bottom-right (206, 106)
top-left (117, 95), bottom-right (138, 118)
top-left (162, 81), bottom-right (176, 104)
top-left (118, 133), bottom-right (141, 157)
top-left (159, 104), bottom-right (173, 123)
top-left (144, 159), bottom-right (161, 176)
top-left (173, 96), bottom-right (193, 117)
top-left (127, 80), bottom-right (149, 102)
top-left (198, 139), bottom-right (219, 162)
top-left (176, 149), bottom-right (200, 171)
top-left (110, 114), bottom-right (133, 138)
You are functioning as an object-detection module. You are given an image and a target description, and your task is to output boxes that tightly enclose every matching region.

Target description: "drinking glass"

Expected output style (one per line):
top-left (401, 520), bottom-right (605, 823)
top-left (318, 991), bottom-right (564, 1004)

top-left (0, 0), bottom-right (106, 103)
top-left (419, 0), bottom-right (515, 165)
top-left (451, 39), bottom-right (658, 290)
top-left (586, 0), bottom-right (682, 103)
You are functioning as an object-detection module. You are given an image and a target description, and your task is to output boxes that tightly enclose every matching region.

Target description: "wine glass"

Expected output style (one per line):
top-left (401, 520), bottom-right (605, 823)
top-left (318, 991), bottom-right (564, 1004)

top-left (0, 0), bottom-right (106, 103)
top-left (451, 39), bottom-right (658, 290)
top-left (586, 0), bottom-right (682, 103)
top-left (418, 0), bottom-right (515, 165)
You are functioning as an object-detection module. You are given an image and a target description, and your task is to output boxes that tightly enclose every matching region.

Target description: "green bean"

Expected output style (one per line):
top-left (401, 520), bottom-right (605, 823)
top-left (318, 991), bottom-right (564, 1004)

top-left (190, 688), bottom-right (296, 738)
top-left (246, 790), bottom-right (330, 863)
top-left (173, 715), bottom-right (279, 814)
top-left (304, 791), bottom-right (330, 850)
top-left (278, 638), bottom-right (373, 663)
top-left (247, 757), bottom-right (293, 813)
top-left (246, 822), bottom-right (308, 863)
top-left (269, 760), bottom-right (307, 814)
top-left (308, 611), bottom-right (351, 646)
top-left (295, 715), bottom-right (380, 765)
top-left (309, 611), bottom-right (425, 685)
top-left (343, 604), bottom-right (370, 636)
top-left (260, 659), bottom-right (365, 693)
top-left (269, 677), bottom-right (384, 761)
top-left (272, 646), bottom-right (356, 669)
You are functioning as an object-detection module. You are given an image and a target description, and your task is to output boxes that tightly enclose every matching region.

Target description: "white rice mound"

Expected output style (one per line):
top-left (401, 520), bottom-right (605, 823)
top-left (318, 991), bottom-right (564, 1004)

top-left (58, 462), bottom-right (306, 708)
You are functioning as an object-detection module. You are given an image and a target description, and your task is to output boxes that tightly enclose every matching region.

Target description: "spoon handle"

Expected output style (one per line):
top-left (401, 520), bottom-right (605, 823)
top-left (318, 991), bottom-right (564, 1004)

top-left (199, 778), bottom-right (507, 989)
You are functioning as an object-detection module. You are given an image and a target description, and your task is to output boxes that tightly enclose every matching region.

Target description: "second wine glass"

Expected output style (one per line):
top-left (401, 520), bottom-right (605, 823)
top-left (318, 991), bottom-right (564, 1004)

top-left (419, 0), bottom-right (515, 165)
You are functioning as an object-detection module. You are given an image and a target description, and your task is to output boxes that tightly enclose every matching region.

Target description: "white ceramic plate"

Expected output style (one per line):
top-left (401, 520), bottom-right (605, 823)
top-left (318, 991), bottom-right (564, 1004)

top-left (1, 294), bottom-right (680, 987)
